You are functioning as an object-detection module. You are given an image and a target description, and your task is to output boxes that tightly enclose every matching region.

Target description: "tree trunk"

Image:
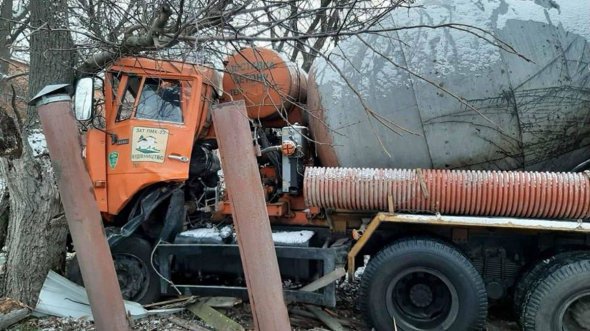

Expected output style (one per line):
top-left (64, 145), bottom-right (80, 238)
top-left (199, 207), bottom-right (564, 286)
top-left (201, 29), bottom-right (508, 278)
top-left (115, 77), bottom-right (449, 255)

top-left (0, 177), bottom-right (7, 249)
top-left (0, 0), bottom-right (75, 306)
top-left (0, 0), bottom-right (12, 75)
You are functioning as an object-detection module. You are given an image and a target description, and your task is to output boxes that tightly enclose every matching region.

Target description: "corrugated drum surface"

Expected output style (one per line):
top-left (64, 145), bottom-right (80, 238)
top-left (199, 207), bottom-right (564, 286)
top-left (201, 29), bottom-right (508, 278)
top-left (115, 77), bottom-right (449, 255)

top-left (304, 167), bottom-right (590, 219)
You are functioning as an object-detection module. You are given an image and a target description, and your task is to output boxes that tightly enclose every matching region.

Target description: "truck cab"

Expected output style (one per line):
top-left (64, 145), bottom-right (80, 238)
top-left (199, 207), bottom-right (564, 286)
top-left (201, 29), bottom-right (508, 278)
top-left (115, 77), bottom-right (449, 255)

top-left (85, 57), bottom-right (220, 215)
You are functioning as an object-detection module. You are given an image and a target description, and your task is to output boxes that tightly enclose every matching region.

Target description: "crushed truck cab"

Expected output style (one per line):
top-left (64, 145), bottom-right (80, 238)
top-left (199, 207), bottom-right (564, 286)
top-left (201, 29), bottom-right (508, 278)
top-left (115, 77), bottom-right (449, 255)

top-left (85, 57), bottom-right (220, 215)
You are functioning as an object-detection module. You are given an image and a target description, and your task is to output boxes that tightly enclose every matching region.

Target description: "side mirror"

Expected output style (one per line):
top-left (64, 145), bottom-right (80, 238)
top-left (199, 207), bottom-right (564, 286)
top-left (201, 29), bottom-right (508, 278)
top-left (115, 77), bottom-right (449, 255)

top-left (74, 77), bottom-right (94, 121)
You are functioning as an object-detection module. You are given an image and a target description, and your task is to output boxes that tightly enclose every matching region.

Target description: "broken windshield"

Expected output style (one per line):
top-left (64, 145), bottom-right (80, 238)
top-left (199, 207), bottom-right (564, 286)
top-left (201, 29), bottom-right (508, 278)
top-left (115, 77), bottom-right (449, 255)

top-left (135, 78), bottom-right (183, 123)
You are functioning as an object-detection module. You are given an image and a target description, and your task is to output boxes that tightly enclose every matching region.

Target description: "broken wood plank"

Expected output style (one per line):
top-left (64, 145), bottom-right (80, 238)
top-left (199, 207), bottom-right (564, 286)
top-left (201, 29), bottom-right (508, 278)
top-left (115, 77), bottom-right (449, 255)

top-left (169, 315), bottom-right (211, 331)
top-left (188, 302), bottom-right (244, 331)
top-left (300, 267), bottom-right (346, 292)
top-left (0, 308), bottom-right (30, 330)
top-left (200, 296), bottom-right (242, 308)
top-left (143, 296), bottom-right (195, 308)
top-left (306, 305), bottom-right (345, 331)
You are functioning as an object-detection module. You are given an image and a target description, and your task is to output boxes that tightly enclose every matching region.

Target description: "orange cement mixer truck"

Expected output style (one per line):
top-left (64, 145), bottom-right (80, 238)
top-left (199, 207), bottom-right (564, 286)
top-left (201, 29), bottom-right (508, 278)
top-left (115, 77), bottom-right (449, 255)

top-left (69, 3), bottom-right (590, 329)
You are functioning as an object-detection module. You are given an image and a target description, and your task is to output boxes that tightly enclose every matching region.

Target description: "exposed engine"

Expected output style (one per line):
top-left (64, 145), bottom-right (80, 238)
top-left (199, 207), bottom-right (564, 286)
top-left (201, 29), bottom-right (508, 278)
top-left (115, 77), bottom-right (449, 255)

top-left (186, 142), bottom-right (221, 225)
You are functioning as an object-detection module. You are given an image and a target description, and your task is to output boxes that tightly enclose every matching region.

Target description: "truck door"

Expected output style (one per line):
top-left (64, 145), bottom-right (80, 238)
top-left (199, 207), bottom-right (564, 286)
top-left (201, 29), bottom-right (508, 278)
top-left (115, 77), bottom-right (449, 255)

top-left (105, 73), bottom-right (201, 215)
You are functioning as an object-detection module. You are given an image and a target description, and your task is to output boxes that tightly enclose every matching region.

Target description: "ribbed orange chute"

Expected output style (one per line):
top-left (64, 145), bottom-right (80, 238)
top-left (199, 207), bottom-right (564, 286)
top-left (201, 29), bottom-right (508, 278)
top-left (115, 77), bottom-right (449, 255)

top-left (304, 167), bottom-right (590, 220)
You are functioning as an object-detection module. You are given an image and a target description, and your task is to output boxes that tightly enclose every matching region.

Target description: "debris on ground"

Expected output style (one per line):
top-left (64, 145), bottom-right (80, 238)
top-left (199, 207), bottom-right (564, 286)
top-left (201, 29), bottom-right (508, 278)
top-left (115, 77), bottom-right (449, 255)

top-left (188, 301), bottom-right (245, 331)
top-left (7, 274), bottom-right (519, 330)
top-left (300, 267), bottom-right (345, 292)
top-left (305, 305), bottom-right (344, 331)
top-left (0, 297), bottom-right (30, 329)
top-left (200, 296), bottom-right (242, 308)
top-left (35, 271), bottom-right (182, 320)
top-left (144, 296), bottom-right (198, 309)
top-left (168, 315), bottom-right (211, 331)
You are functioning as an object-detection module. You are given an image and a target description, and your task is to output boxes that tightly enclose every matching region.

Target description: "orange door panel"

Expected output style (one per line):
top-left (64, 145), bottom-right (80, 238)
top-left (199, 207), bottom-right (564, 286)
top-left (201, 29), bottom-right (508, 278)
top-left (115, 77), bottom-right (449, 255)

top-left (105, 74), bottom-right (203, 214)
top-left (85, 128), bottom-right (108, 212)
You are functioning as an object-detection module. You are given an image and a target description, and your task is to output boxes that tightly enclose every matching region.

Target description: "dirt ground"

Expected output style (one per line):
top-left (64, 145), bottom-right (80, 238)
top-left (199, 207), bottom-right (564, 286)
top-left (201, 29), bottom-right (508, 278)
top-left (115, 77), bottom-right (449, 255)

top-left (9, 278), bottom-right (520, 331)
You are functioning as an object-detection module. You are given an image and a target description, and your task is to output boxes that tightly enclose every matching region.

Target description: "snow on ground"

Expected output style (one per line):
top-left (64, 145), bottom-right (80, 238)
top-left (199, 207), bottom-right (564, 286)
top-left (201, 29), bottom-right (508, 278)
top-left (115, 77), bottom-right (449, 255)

top-left (272, 230), bottom-right (315, 246)
top-left (27, 129), bottom-right (48, 157)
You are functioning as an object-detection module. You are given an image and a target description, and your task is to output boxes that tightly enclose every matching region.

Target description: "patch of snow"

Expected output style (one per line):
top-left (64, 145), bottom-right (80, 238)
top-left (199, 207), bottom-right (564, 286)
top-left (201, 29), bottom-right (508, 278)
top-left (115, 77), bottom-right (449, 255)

top-left (354, 266), bottom-right (366, 278)
top-left (179, 227), bottom-right (223, 242)
top-left (28, 129), bottom-right (48, 157)
top-left (219, 225), bottom-right (233, 239)
top-left (272, 230), bottom-right (315, 247)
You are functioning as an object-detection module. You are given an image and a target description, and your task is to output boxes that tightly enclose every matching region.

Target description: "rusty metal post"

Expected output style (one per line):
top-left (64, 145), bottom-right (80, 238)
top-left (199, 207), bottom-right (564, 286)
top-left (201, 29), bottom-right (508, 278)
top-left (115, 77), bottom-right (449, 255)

top-left (31, 85), bottom-right (129, 331)
top-left (212, 100), bottom-right (291, 331)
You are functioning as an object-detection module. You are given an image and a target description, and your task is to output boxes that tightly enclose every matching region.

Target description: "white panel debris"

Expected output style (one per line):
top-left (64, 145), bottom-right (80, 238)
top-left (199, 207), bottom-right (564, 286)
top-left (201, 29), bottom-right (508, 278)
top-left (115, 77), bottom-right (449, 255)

top-left (34, 271), bottom-right (182, 320)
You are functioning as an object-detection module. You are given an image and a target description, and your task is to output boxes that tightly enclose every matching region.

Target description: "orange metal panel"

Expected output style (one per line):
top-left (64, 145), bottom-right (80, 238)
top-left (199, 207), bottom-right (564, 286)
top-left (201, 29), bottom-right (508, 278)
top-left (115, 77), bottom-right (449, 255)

top-left (219, 201), bottom-right (287, 217)
top-left (85, 128), bottom-right (108, 212)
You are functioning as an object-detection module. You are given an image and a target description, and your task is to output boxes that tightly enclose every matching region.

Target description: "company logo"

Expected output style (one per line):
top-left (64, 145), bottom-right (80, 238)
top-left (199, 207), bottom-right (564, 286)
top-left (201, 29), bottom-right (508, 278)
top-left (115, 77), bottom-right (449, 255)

top-left (131, 127), bottom-right (169, 163)
top-left (135, 135), bottom-right (161, 154)
top-left (108, 151), bottom-right (119, 169)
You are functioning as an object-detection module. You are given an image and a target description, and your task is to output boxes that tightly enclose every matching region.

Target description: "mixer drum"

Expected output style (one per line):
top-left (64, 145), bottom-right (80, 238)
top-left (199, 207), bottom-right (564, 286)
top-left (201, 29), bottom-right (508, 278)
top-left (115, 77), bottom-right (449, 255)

top-left (308, 0), bottom-right (590, 171)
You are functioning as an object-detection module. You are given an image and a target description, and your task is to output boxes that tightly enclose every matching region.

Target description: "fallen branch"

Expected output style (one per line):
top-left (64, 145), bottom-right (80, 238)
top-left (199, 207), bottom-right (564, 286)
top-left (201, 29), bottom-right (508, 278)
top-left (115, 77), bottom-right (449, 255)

top-left (0, 308), bottom-right (30, 329)
top-left (0, 298), bottom-right (31, 330)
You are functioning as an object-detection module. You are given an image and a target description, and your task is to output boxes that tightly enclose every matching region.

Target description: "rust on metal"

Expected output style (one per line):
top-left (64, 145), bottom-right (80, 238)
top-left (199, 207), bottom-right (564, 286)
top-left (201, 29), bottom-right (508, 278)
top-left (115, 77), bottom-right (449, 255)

top-left (212, 100), bottom-right (291, 331)
top-left (36, 95), bottom-right (129, 331)
top-left (305, 167), bottom-right (590, 220)
top-left (218, 201), bottom-right (288, 217)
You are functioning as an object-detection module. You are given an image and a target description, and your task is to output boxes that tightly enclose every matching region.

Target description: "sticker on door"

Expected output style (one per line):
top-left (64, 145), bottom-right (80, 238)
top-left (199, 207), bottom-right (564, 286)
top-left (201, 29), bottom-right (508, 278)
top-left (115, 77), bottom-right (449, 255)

top-left (131, 127), bottom-right (169, 163)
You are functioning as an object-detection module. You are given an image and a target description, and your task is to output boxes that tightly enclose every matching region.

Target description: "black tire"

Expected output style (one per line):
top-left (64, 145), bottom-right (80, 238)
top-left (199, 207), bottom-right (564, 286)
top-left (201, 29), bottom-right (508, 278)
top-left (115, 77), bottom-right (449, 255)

top-left (513, 250), bottom-right (588, 317)
top-left (66, 236), bottom-right (161, 304)
top-left (521, 258), bottom-right (590, 331)
top-left (360, 238), bottom-right (487, 331)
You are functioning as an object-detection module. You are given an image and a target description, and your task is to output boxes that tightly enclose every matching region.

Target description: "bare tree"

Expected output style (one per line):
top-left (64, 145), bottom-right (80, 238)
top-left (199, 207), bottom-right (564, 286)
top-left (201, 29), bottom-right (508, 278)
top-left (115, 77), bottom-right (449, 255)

top-left (0, 0), bottom-right (74, 305)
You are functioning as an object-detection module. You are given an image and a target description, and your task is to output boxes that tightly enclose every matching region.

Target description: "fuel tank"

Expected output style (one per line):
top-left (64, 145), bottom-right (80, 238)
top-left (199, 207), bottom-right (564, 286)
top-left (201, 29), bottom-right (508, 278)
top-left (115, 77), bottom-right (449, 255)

top-left (308, 0), bottom-right (590, 171)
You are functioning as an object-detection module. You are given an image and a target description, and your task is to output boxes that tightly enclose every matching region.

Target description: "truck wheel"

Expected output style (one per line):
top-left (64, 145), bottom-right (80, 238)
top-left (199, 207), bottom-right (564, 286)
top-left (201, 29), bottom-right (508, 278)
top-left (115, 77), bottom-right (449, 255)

top-left (67, 236), bottom-right (161, 304)
top-left (513, 250), bottom-right (587, 317)
top-left (520, 258), bottom-right (590, 331)
top-left (360, 238), bottom-right (487, 331)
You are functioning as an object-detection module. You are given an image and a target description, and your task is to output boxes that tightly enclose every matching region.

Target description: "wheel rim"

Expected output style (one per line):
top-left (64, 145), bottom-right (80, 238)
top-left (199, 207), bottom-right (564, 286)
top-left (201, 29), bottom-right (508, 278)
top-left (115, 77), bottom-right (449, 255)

top-left (385, 267), bottom-right (459, 330)
top-left (113, 253), bottom-right (150, 301)
top-left (559, 290), bottom-right (590, 331)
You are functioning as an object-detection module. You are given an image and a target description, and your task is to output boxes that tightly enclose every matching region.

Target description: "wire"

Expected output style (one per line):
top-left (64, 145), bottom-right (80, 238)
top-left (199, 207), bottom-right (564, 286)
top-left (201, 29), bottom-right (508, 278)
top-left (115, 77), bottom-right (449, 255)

top-left (150, 239), bottom-right (182, 296)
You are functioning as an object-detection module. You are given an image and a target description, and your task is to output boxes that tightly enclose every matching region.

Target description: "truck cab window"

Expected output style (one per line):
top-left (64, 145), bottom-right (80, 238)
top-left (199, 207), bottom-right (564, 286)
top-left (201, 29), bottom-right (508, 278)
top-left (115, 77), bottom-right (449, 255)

top-left (116, 75), bottom-right (140, 122)
top-left (135, 78), bottom-right (183, 123)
